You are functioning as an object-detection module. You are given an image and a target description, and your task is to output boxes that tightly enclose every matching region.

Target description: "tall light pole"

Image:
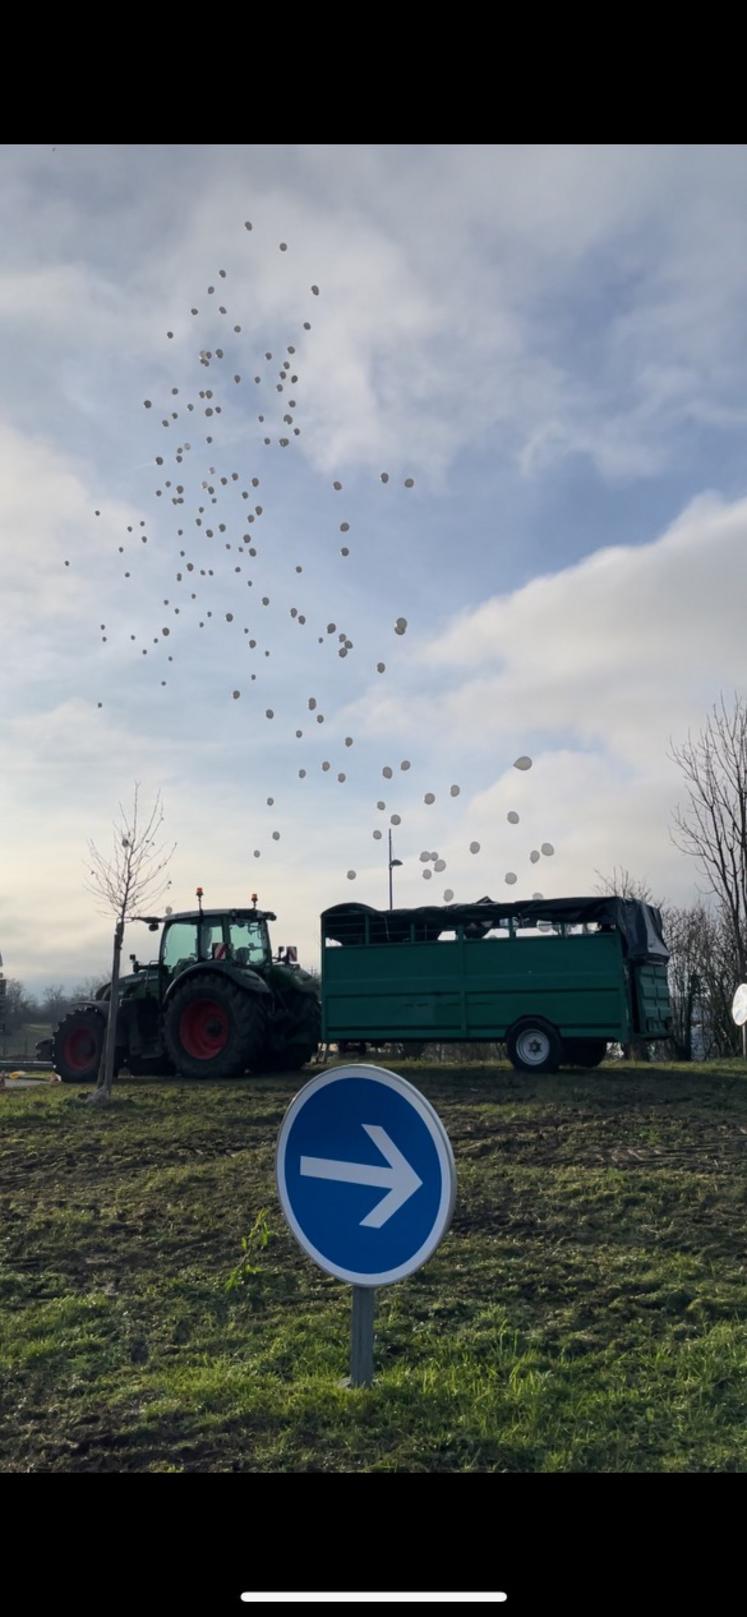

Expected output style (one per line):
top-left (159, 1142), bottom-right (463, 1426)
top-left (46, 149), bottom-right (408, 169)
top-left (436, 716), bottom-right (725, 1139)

top-left (388, 830), bottom-right (403, 910)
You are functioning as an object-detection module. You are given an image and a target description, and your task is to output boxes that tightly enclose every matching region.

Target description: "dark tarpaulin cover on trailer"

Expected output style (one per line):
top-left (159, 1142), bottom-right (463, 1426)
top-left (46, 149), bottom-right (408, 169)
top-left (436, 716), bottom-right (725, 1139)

top-left (321, 896), bottom-right (669, 962)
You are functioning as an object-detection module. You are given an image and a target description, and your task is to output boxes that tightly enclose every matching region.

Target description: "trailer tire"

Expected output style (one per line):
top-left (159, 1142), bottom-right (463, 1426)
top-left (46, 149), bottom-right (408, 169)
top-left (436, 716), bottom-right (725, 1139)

top-left (507, 1018), bottom-right (562, 1074)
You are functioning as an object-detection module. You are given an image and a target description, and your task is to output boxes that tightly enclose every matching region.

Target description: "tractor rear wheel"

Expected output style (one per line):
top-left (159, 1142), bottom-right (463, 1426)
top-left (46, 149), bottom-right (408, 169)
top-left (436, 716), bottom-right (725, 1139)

top-left (164, 975), bottom-right (266, 1079)
top-left (53, 1008), bottom-right (107, 1083)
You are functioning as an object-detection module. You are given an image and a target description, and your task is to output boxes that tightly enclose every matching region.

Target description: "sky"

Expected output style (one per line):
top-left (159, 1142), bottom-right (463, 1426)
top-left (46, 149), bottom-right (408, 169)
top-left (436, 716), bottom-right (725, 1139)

top-left (2, 142), bottom-right (747, 993)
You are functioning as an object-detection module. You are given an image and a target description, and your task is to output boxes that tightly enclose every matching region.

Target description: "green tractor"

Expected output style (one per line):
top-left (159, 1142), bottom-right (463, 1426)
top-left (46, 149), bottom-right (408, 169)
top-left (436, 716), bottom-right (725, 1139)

top-left (52, 894), bottom-right (321, 1083)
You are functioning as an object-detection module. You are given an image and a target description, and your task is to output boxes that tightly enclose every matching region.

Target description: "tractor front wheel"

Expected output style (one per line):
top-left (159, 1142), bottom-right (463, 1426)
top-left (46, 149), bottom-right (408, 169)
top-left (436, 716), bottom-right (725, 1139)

top-left (164, 975), bottom-right (266, 1079)
top-left (53, 1008), bottom-right (107, 1083)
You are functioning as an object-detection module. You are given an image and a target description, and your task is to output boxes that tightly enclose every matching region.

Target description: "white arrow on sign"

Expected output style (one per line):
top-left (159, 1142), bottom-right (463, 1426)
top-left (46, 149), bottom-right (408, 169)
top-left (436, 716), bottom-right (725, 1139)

top-left (300, 1124), bottom-right (423, 1229)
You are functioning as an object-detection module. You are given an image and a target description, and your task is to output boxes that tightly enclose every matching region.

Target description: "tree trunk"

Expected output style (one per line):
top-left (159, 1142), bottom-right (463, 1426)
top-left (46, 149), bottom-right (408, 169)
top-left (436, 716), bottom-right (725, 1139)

top-left (88, 920), bottom-right (124, 1106)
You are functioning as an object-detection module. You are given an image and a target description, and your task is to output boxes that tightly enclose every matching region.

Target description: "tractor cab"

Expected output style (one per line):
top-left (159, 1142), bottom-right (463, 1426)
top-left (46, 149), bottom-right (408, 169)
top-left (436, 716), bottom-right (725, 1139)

top-left (159, 907), bottom-right (275, 981)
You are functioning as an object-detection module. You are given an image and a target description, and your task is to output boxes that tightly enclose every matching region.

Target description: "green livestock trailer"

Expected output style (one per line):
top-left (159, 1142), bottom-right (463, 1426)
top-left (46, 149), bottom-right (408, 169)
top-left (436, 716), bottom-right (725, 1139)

top-left (320, 895), bottom-right (672, 1073)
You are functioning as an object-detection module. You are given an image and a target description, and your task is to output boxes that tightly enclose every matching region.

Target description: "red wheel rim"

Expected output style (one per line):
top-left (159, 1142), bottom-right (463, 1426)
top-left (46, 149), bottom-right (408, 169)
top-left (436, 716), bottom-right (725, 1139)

top-left (179, 999), bottom-right (230, 1060)
top-left (63, 1027), bottom-right (99, 1073)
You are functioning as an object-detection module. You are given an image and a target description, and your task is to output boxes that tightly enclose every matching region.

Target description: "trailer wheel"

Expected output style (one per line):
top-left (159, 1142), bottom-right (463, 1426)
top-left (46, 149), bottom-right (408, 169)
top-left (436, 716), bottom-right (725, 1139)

top-left (562, 1038), bottom-right (608, 1069)
top-left (507, 1018), bottom-right (562, 1074)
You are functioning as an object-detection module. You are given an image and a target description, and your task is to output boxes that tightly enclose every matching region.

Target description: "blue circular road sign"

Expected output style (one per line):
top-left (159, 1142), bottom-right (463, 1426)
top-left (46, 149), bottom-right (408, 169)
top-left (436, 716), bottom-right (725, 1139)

top-left (276, 1064), bottom-right (456, 1286)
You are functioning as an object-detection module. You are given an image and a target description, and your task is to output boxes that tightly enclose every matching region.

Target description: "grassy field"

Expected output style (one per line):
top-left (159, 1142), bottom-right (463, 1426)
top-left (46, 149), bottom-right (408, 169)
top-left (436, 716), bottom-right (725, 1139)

top-left (1, 1058), bottom-right (747, 1472)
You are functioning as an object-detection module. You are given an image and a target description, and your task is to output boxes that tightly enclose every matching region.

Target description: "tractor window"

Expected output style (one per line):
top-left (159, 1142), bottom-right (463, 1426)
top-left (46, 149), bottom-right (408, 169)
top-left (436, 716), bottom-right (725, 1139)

top-left (229, 918), bottom-right (269, 965)
top-left (162, 922), bottom-right (198, 976)
top-left (198, 920), bottom-right (228, 960)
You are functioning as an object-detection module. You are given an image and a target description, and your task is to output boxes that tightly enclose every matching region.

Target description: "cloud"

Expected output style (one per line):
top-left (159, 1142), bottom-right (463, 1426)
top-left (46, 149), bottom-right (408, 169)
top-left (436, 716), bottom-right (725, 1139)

top-left (332, 489), bottom-right (747, 915)
top-left (2, 471), bottom-right (741, 991)
top-left (4, 147), bottom-right (747, 994)
top-left (6, 146), bottom-right (747, 487)
top-left (0, 420), bottom-right (133, 635)
top-left (399, 489), bottom-right (747, 759)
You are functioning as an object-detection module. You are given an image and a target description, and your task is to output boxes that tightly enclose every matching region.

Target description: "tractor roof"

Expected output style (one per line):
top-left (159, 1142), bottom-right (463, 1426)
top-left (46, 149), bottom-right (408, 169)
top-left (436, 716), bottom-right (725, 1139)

top-left (156, 908), bottom-right (277, 924)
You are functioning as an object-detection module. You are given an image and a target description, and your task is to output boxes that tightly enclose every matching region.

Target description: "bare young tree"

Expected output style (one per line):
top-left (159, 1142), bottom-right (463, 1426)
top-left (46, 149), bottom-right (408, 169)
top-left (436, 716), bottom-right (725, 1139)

top-left (664, 903), bottom-right (708, 1061)
top-left (85, 785), bottom-right (175, 1106)
top-left (593, 865), bottom-right (656, 906)
top-left (670, 693), bottom-right (747, 978)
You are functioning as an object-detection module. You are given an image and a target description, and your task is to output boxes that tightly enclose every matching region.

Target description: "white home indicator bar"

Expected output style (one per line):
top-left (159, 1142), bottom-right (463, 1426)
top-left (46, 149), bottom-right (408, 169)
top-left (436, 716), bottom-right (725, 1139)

top-left (240, 1597), bottom-right (508, 1606)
